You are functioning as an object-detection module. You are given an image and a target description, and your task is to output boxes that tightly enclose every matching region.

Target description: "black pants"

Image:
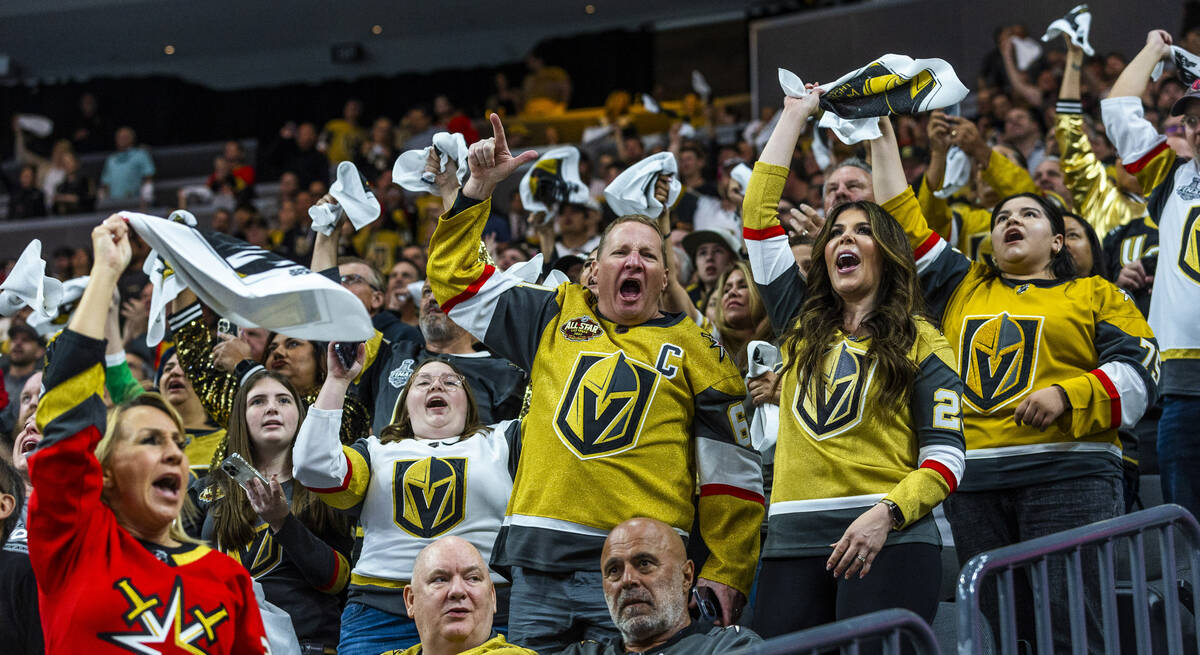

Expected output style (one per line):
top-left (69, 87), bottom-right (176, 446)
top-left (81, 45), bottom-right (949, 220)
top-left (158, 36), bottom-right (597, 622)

top-left (752, 542), bottom-right (941, 638)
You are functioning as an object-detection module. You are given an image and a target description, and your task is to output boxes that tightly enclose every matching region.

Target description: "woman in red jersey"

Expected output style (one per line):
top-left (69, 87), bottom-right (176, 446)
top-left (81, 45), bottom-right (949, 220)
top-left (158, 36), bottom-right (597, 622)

top-left (26, 214), bottom-right (268, 654)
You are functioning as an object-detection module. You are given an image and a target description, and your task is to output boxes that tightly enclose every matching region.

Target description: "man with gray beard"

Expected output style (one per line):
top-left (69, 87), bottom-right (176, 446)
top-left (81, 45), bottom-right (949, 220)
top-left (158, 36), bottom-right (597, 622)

top-left (367, 281), bottom-right (526, 435)
top-left (555, 518), bottom-right (761, 655)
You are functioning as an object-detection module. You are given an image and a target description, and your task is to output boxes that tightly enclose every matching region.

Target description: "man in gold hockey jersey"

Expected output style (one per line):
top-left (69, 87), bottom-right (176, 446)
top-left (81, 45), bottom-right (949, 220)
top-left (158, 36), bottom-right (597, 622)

top-left (427, 114), bottom-right (764, 652)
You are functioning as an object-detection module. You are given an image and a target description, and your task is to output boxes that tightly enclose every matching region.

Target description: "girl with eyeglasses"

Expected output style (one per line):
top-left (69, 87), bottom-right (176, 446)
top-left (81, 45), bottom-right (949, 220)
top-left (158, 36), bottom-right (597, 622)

top-left (293, 351), bottom-right (517, 655)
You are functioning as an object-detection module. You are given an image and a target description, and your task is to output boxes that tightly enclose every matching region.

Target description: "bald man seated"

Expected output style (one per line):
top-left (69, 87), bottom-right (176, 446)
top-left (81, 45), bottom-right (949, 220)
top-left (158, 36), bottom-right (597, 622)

top-left (555, 518), bottom-right (762, 655)
top-left (383, 537), bottom-right (536, 655)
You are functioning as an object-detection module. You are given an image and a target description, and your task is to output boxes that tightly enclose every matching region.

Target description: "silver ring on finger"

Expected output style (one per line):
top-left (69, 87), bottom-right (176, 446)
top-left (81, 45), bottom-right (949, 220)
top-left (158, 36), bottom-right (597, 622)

top-left (856, 554), bottom-right (867, 562)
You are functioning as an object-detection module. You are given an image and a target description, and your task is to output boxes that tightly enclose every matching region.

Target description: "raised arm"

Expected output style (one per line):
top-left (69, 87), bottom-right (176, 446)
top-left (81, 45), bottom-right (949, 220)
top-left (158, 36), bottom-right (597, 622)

top-left (293, 344), bottom-right (371, 511)
top-left (1103, 31), bottom-right (1178, 197)
top-left (28, 216), bottom-right (130, 591)
top-left (1109, 30), bottom-right (1173, 100)
top-left (743, 92), bottom-right (821, 335)
top-left (1055, 39), bottom-right (1145, 237)
top-left (871, 118), bottom-right (972, 320)
top-left (999, 35), bottom-right (1043, 107)
top-left (427, 114), bottom-right (559, 371)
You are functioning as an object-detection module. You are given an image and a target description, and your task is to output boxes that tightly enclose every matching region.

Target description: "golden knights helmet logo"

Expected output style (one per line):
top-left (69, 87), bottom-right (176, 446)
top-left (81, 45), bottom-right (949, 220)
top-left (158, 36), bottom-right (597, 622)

top-left (794, 340), bottom-right (874, 440)
top-left (393, 457), bottom-right (467, 538)
top-left (821, 62), bottom-right (937, 120)
top-left (1179, 207), bottom-right (1200, 284)
top-left (959, 313), bottom-right (1043, 413)
top-left (554, 350), bottom-right (660, 459)
top-left (231, 523), bottom-right (282, 580)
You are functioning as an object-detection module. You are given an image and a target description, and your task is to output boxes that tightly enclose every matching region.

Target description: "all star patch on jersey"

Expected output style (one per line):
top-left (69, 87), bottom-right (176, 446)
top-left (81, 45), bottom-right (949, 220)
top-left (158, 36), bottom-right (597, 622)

top-left (561, 315), bottom-right (604, 342)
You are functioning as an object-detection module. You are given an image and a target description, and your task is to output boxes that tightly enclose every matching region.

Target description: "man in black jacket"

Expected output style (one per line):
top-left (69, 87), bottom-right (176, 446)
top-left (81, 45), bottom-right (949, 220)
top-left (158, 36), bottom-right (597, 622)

top-left (556, 518), bottom-right (761, 655)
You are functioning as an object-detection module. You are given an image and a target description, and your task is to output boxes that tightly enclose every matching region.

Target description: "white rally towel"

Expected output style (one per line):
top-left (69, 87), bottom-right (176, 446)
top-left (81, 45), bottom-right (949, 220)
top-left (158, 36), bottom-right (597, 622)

top-left (730, 163), bottom-right (753, 194)
top-left (810, 126), bottom-right (833, 171)
top-left (505, 253), bottom-right (570, 288)
top-left (1041, 4), bottom-right (1095, 57)
top-left (603, 152), bottom-right (682, 219)
top-left (1011, 37), bottom-right (1044, 71)
top-left (780, 55), bottom-right (968, 145)
top-left (779, 68), bottom-right (881, 143)
top-left (746, 340), bottom-right (782, 454)
top-left (252, 580), bottom-right (301, 655)
top-left (122, 211), bottom-right (374, 342)
top-left (27, 276), bottom-right (88, 337)
top-left (0, 240), bottom-right (63, 318)
top-left (309, 162), bottom-right (381, 236)
top-left (1152, 46), bottom-right (1200, 85)
top-left (519, 146), bottom-right (590, 217)
top-left (15, 115), bottom-right (54, 138)
top-left (391, 131), bottom-right (470, 196)
top-left (934, 145), bottom-right (971, 199)
top-left (142, 210), bottom-right (197, 346)
top-left (692, 70), bottom-right (712, 102)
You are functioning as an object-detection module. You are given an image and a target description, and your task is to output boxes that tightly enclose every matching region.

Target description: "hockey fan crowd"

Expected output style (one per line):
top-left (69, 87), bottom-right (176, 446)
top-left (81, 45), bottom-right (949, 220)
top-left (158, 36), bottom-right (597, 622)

top-left (0, 6), bottom-right (1198, 655)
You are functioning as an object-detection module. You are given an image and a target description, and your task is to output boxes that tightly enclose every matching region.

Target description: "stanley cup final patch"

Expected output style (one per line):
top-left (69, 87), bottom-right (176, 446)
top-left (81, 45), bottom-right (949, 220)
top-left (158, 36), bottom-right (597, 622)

top-left (561, 315), bottom-right (604, 342)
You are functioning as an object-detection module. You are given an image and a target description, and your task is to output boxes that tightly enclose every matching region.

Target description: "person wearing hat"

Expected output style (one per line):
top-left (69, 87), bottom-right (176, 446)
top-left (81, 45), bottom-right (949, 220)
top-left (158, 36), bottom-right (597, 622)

top-left (0, 324), bottom-right (44, 438)
top-left (1103, 29), bottom-right (1200, 521)
top-left (682, 223), bottom-right (740, 313)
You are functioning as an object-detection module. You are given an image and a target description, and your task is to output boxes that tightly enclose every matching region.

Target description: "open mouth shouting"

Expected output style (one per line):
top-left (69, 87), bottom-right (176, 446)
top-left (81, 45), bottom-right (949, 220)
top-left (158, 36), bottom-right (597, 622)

top-left (425, 394), bottom-right (450, 414)
top-left (617, 275), bottom-right (644, 305)
top-left (835, 250), bottom-right (861, 274)
top-left (1003, 226), bottom-right (1024, 244)
top-left (151, 471), bottom-right (183, 503)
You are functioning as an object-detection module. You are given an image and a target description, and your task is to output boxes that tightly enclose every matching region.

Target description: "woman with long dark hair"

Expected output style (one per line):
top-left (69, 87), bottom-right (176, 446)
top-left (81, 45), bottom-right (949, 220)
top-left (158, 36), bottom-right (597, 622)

top-left (744, 89), bottom-right (966, 636)
top-left (870, 113), bottom-right (1158, 651)
top-left (294, 352), bottom-right (518, 655)
top-left (198, 368), bottom-right (351, 653)
top-left (27, 215), bottom-right (267, 653)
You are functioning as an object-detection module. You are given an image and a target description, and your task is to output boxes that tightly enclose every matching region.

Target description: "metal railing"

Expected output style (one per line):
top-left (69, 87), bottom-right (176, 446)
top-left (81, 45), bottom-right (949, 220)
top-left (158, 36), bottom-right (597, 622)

top-left (736, 608), bottom-right (943, 655)
top-left (956, 504), bottom-right (1200, 655)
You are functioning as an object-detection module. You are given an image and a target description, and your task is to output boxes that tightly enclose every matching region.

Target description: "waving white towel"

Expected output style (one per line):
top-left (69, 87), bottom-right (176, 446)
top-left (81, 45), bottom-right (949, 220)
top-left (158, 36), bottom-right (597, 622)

top-left (779, 68), bottom-right (881, 144)
top-left (519, 146), bottom-right (590, 217)
top-left (1152, 46), bottom-right (1200, 84)
top-left (141, 210), bottom-right (196, 346)
top-left (746, 340), bottom-right (782, 454)
top-left (0, 240), bottom-right (63, 319)
top-left (27, 276), bottom-right (88, 337)
top-left (780, 54), bottom-right (967, 145)
top-left (603, 152), bottom-right (682, 219)
top-left (392, 132), bottom-right (470, 196)
top-left (1042, 4), bottom-right (1095, 57)
top-left (309, 162), bottom-right (381, 237)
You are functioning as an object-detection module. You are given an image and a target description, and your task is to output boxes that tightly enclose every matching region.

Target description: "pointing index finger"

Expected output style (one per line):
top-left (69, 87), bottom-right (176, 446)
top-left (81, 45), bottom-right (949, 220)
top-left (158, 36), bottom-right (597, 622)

top-left (490, 113), bottom-right (509, 156)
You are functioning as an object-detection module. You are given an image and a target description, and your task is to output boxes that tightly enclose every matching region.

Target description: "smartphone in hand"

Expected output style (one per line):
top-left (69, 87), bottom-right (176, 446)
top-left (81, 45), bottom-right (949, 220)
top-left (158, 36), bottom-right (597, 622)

top-left (220, 453), bottom-right (269, 492)
top-left (333, 342), bottom-right (360, 370)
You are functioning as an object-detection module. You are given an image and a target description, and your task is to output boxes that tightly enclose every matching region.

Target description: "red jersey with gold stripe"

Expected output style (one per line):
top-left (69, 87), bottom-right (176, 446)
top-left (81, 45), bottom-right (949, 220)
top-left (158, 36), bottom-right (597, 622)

top-left (29, 330), bottom-right (268, 654)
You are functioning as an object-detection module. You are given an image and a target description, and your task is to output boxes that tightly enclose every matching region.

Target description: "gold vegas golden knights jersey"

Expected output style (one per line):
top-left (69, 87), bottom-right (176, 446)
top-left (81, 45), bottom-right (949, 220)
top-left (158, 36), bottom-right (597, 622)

top-left (886, 188), bottom-right (1159, 491)
top-left (427, 193), bottom-right (764, 595)
top-left (743, 162), bottom-right (966, 557)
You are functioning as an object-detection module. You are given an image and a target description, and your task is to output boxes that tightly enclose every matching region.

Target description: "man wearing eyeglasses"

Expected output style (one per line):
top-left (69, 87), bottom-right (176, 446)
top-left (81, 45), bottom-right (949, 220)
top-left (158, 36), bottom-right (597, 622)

top-left (556, 518), bottom-right (760, 655)
top-left (338, 256), bottom-right (424, 346)
top-left (1104, 30), bottom-right (1200, 521)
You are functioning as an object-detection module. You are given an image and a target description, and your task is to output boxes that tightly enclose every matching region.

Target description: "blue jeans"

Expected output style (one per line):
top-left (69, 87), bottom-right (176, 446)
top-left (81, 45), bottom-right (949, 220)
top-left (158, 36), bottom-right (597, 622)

top-left (337, 602), bottom-right (419, 655)
top-left (1158, 394), bottom-right (1200, 519)
top-left (944, 475), bottom-right (1122, 655)
top-left (506, 567), bottom-right (618, 652)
